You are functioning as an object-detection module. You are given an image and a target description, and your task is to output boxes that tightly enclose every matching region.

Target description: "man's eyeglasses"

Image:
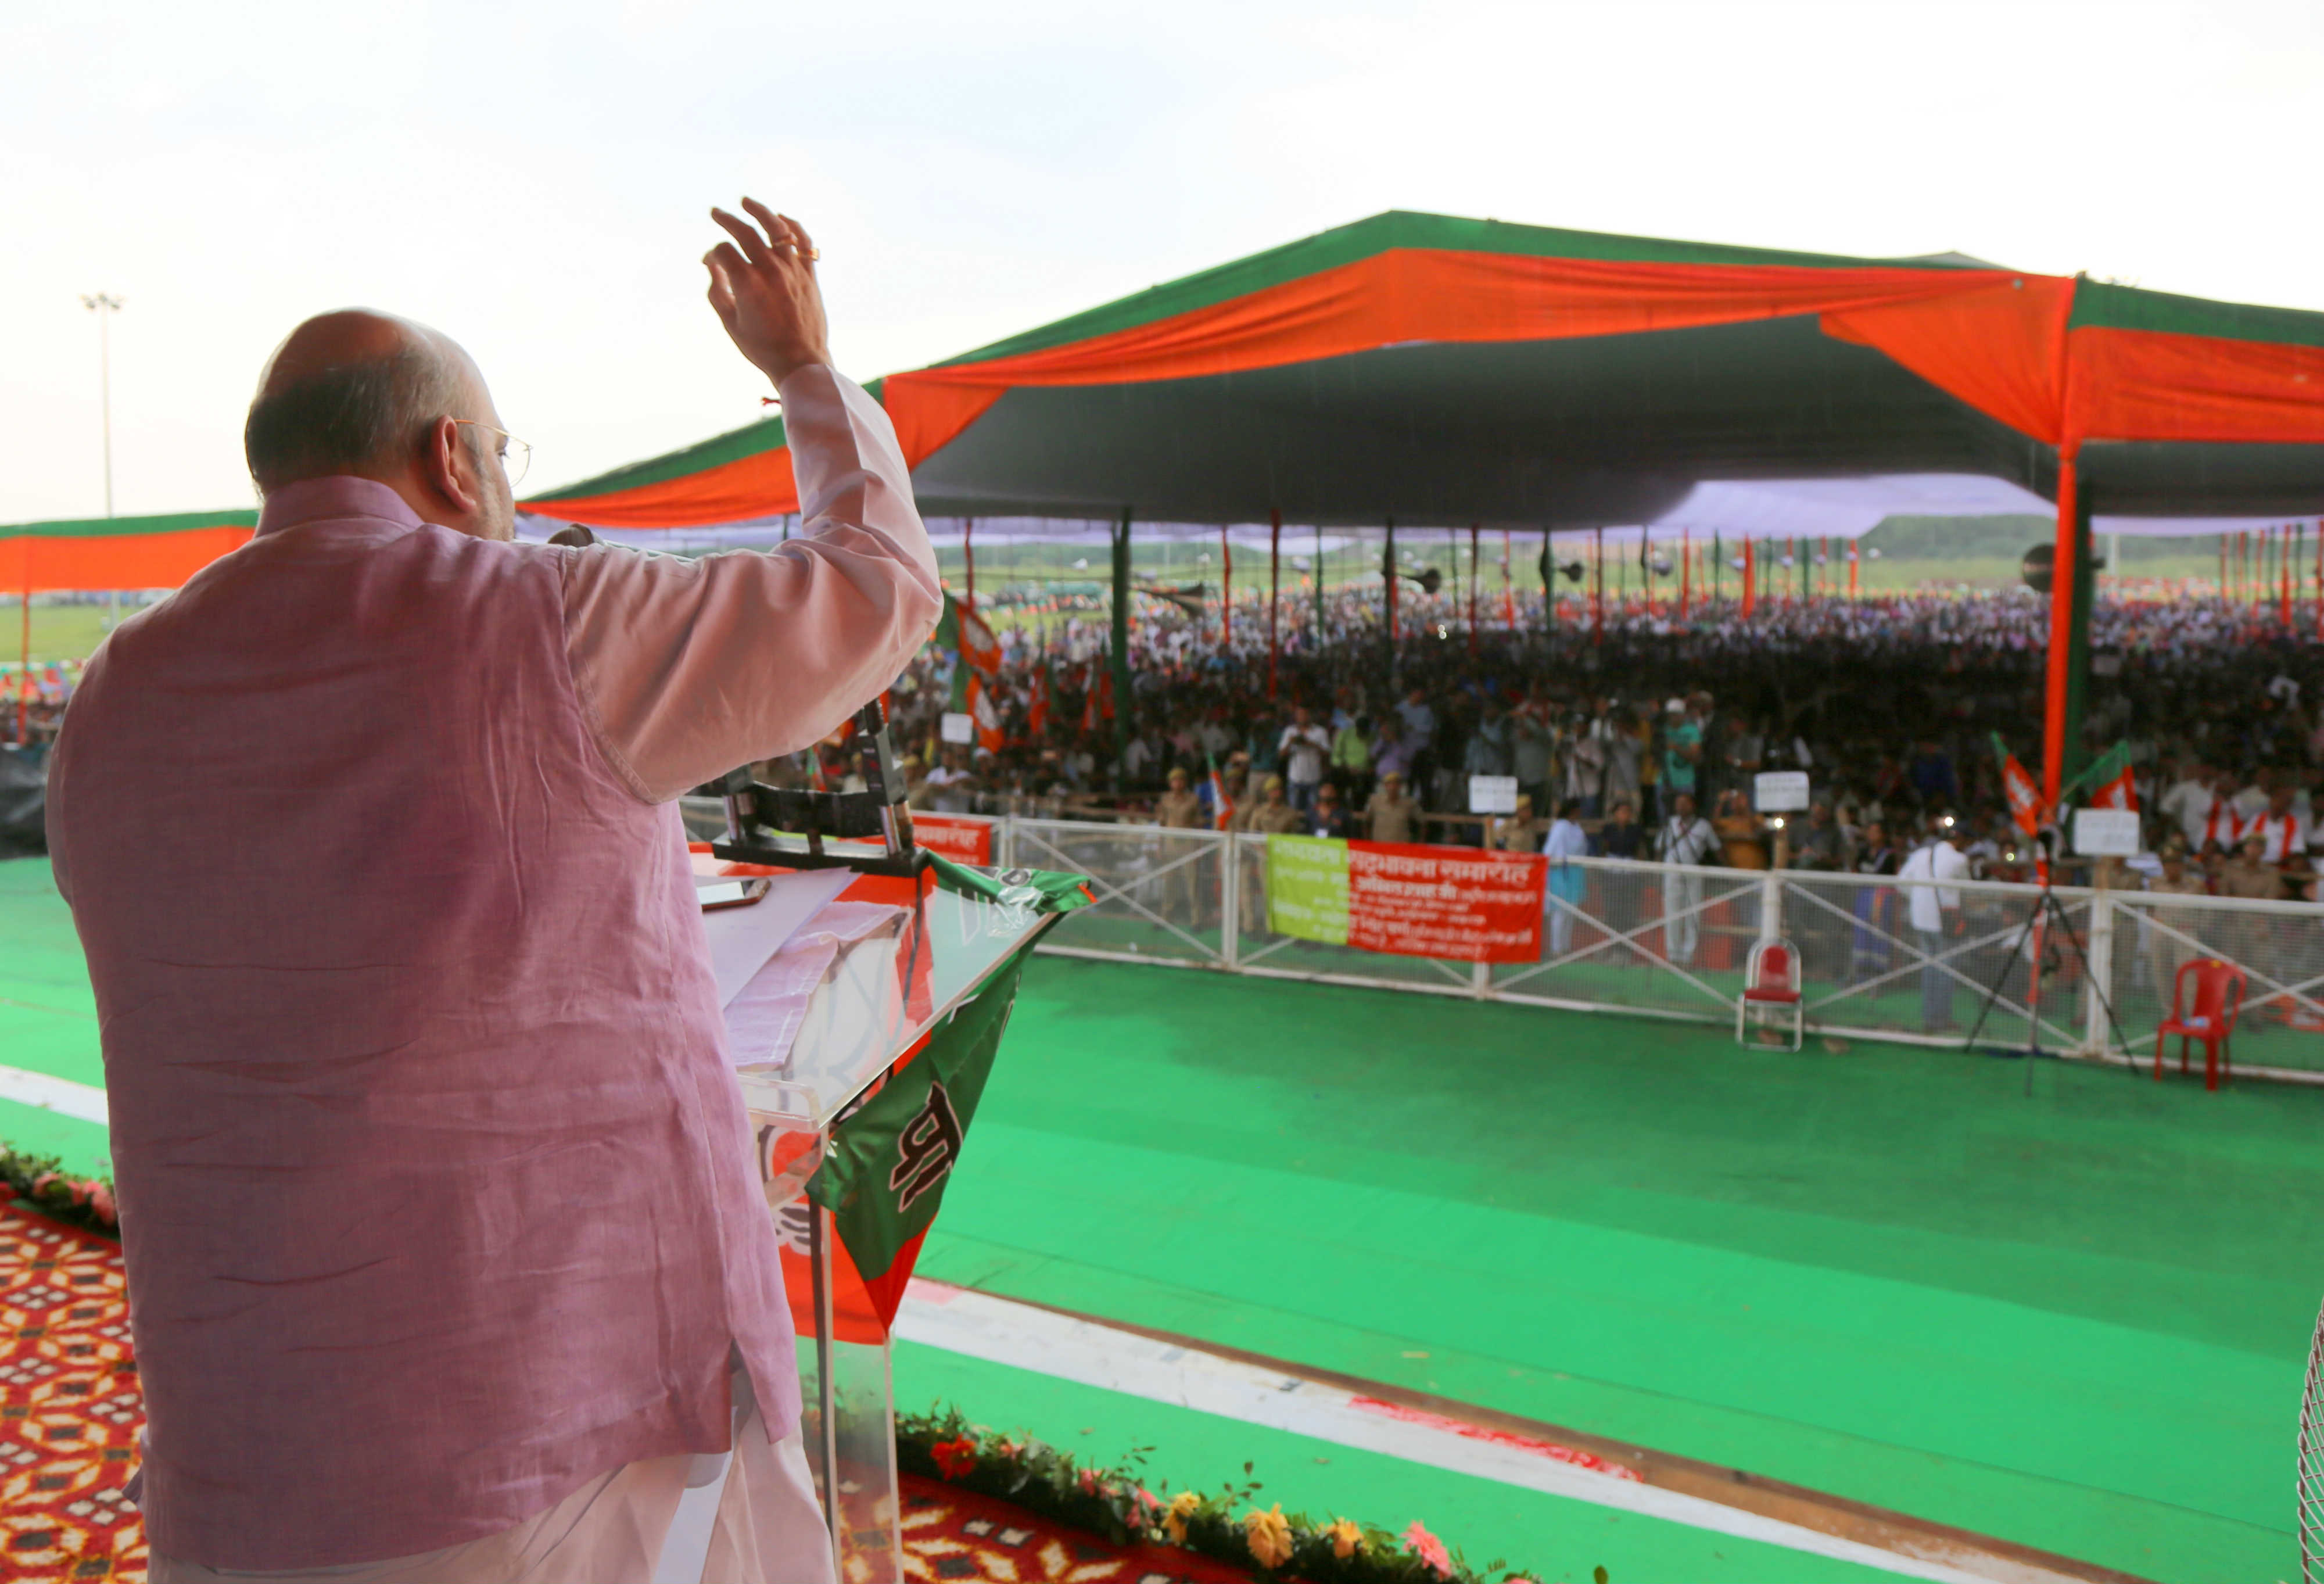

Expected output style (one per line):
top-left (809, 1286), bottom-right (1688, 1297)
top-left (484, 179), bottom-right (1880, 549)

top-left (453, 420), bottom-right (532, 488)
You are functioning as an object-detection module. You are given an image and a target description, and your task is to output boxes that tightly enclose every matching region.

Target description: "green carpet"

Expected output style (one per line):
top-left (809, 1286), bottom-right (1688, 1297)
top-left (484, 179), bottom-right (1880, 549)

top-left (911, 955), bottom-right (2324, 1584)
top-left (0, 859), bottom-right (107, 1177)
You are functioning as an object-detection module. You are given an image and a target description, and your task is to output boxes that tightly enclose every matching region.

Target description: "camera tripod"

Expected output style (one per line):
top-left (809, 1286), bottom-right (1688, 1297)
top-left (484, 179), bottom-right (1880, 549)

top-left (1961, 837), bottom-right (2133, 1095)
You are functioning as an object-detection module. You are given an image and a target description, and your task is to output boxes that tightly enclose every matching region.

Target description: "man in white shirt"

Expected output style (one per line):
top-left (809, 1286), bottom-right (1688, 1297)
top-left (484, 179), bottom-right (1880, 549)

top-left (1278, 705), bottom-right (1332, 815)
top-left (1656, 793), bottom-right (1717, 966)
top-left (1897, 815), bottom-right (1971, 1031)
top-left (2250, 784), bottom-right (2310, 865)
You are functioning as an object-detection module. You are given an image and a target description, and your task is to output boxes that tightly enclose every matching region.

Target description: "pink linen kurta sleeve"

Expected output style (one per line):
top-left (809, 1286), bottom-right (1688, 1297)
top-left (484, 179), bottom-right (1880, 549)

top-left (561, 364), bottom-right (941, 804)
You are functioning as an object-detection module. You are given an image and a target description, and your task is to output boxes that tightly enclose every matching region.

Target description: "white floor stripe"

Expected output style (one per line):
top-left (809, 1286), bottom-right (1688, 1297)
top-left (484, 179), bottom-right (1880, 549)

top-left (0, 1065), bottom-right (109, 1126)
top-left (895, 1279), bottom-right (2032, 1584)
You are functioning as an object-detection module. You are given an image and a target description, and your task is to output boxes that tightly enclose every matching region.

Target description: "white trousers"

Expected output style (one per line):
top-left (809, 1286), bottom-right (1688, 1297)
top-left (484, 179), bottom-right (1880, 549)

top-left (1662, 874), bottom-right (1703, 966)
top-left (150, 1366), bottom-right (834, 1584)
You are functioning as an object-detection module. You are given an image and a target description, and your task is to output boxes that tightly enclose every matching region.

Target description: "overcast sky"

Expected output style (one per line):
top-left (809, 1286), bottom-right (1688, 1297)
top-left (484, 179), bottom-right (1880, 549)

top-left (5, 0), bottom-right (2319, 523)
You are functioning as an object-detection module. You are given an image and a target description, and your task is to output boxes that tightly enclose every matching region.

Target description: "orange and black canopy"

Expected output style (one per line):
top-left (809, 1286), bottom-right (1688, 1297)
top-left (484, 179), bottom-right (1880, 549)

top-left (530, 210), bottom-right (2324, 532)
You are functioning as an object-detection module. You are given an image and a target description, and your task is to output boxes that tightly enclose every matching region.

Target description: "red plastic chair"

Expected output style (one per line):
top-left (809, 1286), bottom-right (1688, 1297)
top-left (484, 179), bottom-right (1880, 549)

top-left (2153, 958), bottom-right (2247, 1091)
top-left (1737, 937), bottom-right (1803, 1051)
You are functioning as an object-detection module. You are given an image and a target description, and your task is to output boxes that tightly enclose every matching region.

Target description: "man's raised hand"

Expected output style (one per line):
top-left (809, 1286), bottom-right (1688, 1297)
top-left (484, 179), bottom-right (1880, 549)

top-left (703, 199), bottom-right (831, 387)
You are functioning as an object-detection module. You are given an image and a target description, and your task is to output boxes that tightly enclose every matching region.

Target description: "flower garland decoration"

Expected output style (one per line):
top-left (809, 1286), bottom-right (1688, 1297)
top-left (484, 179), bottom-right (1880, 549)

top-left (0, 1145), bottom-right (117, 1236)
top-left (898, 1403), bottom-right (1552, 1583)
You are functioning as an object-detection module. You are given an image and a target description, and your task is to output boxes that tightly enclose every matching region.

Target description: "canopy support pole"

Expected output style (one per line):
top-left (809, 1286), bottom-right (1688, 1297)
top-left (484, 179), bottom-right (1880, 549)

top-left (1267, 510), bottom-right (1280, 701)
top-left (1849, 540), bottom-right (1860, 598)
top-left (1383, 517), bottom-right (1398, 686)
top-left (1679, 529), bottom-right (1690, 619)
top-left (2283, 525), bottom-right (2295, 630)
top-left (1220, 523), bottom-right (1232, 653)
top-left (1741, 537), bottom-right (1755, 618)
top-left (2041, 454), bottom-right (2090, 811)
top-left (1313, 522), bottom-right (1324, 645)
top-left (962, 517), bottom-right (974, 608)
top-left (1111, 509), bottom-right (1131, 767)
top-left (1501, 531), bottom-right (1515, 630)
top-left (1467, 524), bottom-right (1480, 657)
top-left (1591, 527), bottom-right (1604, 646)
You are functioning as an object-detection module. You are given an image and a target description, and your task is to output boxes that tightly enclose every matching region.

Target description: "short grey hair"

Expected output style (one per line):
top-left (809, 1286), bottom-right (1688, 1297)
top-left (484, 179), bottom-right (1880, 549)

top-left (243, 345), bottom-right (470, 490)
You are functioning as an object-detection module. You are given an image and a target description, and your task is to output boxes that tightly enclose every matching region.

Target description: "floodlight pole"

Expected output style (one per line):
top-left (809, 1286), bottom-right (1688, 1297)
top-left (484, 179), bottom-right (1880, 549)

top-left (83, 292), bottom-right (124, 646)
top-left (82, 293), bottom-right (123, 518)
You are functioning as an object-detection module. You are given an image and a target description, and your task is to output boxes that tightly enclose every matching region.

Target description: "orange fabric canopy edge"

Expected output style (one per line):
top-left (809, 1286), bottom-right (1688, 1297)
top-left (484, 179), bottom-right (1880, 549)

top-left (0, 526), bottom-right (256, 595)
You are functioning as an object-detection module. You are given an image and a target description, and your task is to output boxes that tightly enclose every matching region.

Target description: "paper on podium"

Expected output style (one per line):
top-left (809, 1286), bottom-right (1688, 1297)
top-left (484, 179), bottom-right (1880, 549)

top-left (723, 901), bottom-right (904, 1071)
top-left (700, 869), bottom-right (854, 1008)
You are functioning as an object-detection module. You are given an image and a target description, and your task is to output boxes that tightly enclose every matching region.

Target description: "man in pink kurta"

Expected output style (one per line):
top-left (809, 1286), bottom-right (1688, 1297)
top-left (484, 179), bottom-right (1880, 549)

top-left (48, 203), bottom-right (935, 1581)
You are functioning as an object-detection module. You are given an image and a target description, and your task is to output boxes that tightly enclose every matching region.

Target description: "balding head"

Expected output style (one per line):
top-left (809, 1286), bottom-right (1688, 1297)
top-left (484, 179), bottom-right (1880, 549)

top-left (244, 310), bottom-right (514, 540)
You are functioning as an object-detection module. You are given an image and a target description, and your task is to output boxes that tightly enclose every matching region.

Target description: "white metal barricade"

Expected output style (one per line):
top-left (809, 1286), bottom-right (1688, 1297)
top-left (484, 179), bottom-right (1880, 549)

top-left (680, 801), bottom-right (2324, 1084)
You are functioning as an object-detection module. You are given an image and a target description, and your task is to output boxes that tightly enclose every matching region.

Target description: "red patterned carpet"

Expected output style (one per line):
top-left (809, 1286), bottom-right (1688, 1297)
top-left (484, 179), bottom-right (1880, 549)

top-left (0, 1204), bottom-right (1245, 1584)
top-left (0, 1208), bottom-right (143, 1582)
top-left (898, 1475), bottom-right (1252, 1583)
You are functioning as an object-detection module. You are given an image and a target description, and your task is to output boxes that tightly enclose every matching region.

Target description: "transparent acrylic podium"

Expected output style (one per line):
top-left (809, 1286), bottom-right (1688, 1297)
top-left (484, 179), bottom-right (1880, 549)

top-left (727, 875), bottom-right (1060, 1584)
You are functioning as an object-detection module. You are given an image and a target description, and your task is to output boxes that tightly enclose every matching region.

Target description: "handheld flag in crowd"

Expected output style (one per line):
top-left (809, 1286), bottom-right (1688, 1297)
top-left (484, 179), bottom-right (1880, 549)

top-left (1205, 753), bottom-right (1234, 831)
top-left (2076, 742), bottom-right (2139, 812)
top-left (1991, 734), bottom-right (2043, 837)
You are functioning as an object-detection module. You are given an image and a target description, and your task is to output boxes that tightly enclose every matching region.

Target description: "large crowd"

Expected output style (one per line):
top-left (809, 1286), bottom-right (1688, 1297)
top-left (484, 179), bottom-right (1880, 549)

top-left (874, 582), bottom-right (2324, 904)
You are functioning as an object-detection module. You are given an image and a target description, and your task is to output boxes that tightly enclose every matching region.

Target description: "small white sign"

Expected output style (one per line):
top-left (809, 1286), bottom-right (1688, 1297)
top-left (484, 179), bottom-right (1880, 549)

top-left (1753, 771), bottom-right (1810, 812)
top-left (1468, 775), bottom-right (1519, 815)
top-left (939, 711), bottom-right (975, 746)
top-left (2073, 807), bottom-right (2142, 857)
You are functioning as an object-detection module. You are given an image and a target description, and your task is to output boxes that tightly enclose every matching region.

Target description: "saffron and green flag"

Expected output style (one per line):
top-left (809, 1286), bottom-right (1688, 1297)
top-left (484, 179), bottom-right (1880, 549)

top-left (1991, 733), bottom-right (2044, 836)
top-left (808, 954), bottom-right (1027, 1327)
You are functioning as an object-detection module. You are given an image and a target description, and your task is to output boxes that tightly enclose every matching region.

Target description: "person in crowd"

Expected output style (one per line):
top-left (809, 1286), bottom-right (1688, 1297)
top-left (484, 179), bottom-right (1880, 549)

top-left (1278, 704), bottom-right (1332, 815)
top-left (2219, 830), bottom-right (2280, 898)
top-left (1898, 812), bottom-right (1971, 1031)
top-left (1463, 697), bottom-right (1512, 780)
top-left (1199, 751), bottom-right (1249, 828)
top-left (1310, 781), bottom-right (1354, 838)
top-left (1657, 791), bottom-right (1717, 967)
top-left (1661, 697), bottom-right (1703, 823)
top-left (1488, 792), bottom-right (1539, 854)
top-left (1713, 787), bottom-right (1767, 870)
top-left (1544, 797), bottom-right (1591, 956)
top-left (1788, 800), bottom-right (1845, 871)
top-left (1598, 797), bottom-right (1643, 858)
top-left (1246, 773), bottom-right (1302, 835)
top-left (2250, 782), bottom-right (2309, 865)
top-left (1720, 716), bottom-right (1763, 791)
top-left (1371, 713), bottom-right (1416, 787)
top-left (1511, 693), bottom-right (1557, 816)
top-left (1907, 739), bottom-right (1960, 808)
top-left (50, 200), bottom-right (905, 1581)
top-left (1565, 708), bottom-right (1610, 819)
top-left (1633, 701), bottom-right (1663, 824)
top-left (2146, 838), bottom-right (2212, 1001)
top-left (1330, 709), bottom-right (1373, 804)
top-left (925, 743), bottom-right (980, 813)
top-left (1365, 768), bottom-right (1421, 844)
top-left (1154, 765), bottom-right (1208, 924)
top-left (1396, 684), bottom-right (1437, 758)
top-left (1846, 818), bottom-right (1904, 985)
top-left (1603, 705), bottom-right (1644, 818)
